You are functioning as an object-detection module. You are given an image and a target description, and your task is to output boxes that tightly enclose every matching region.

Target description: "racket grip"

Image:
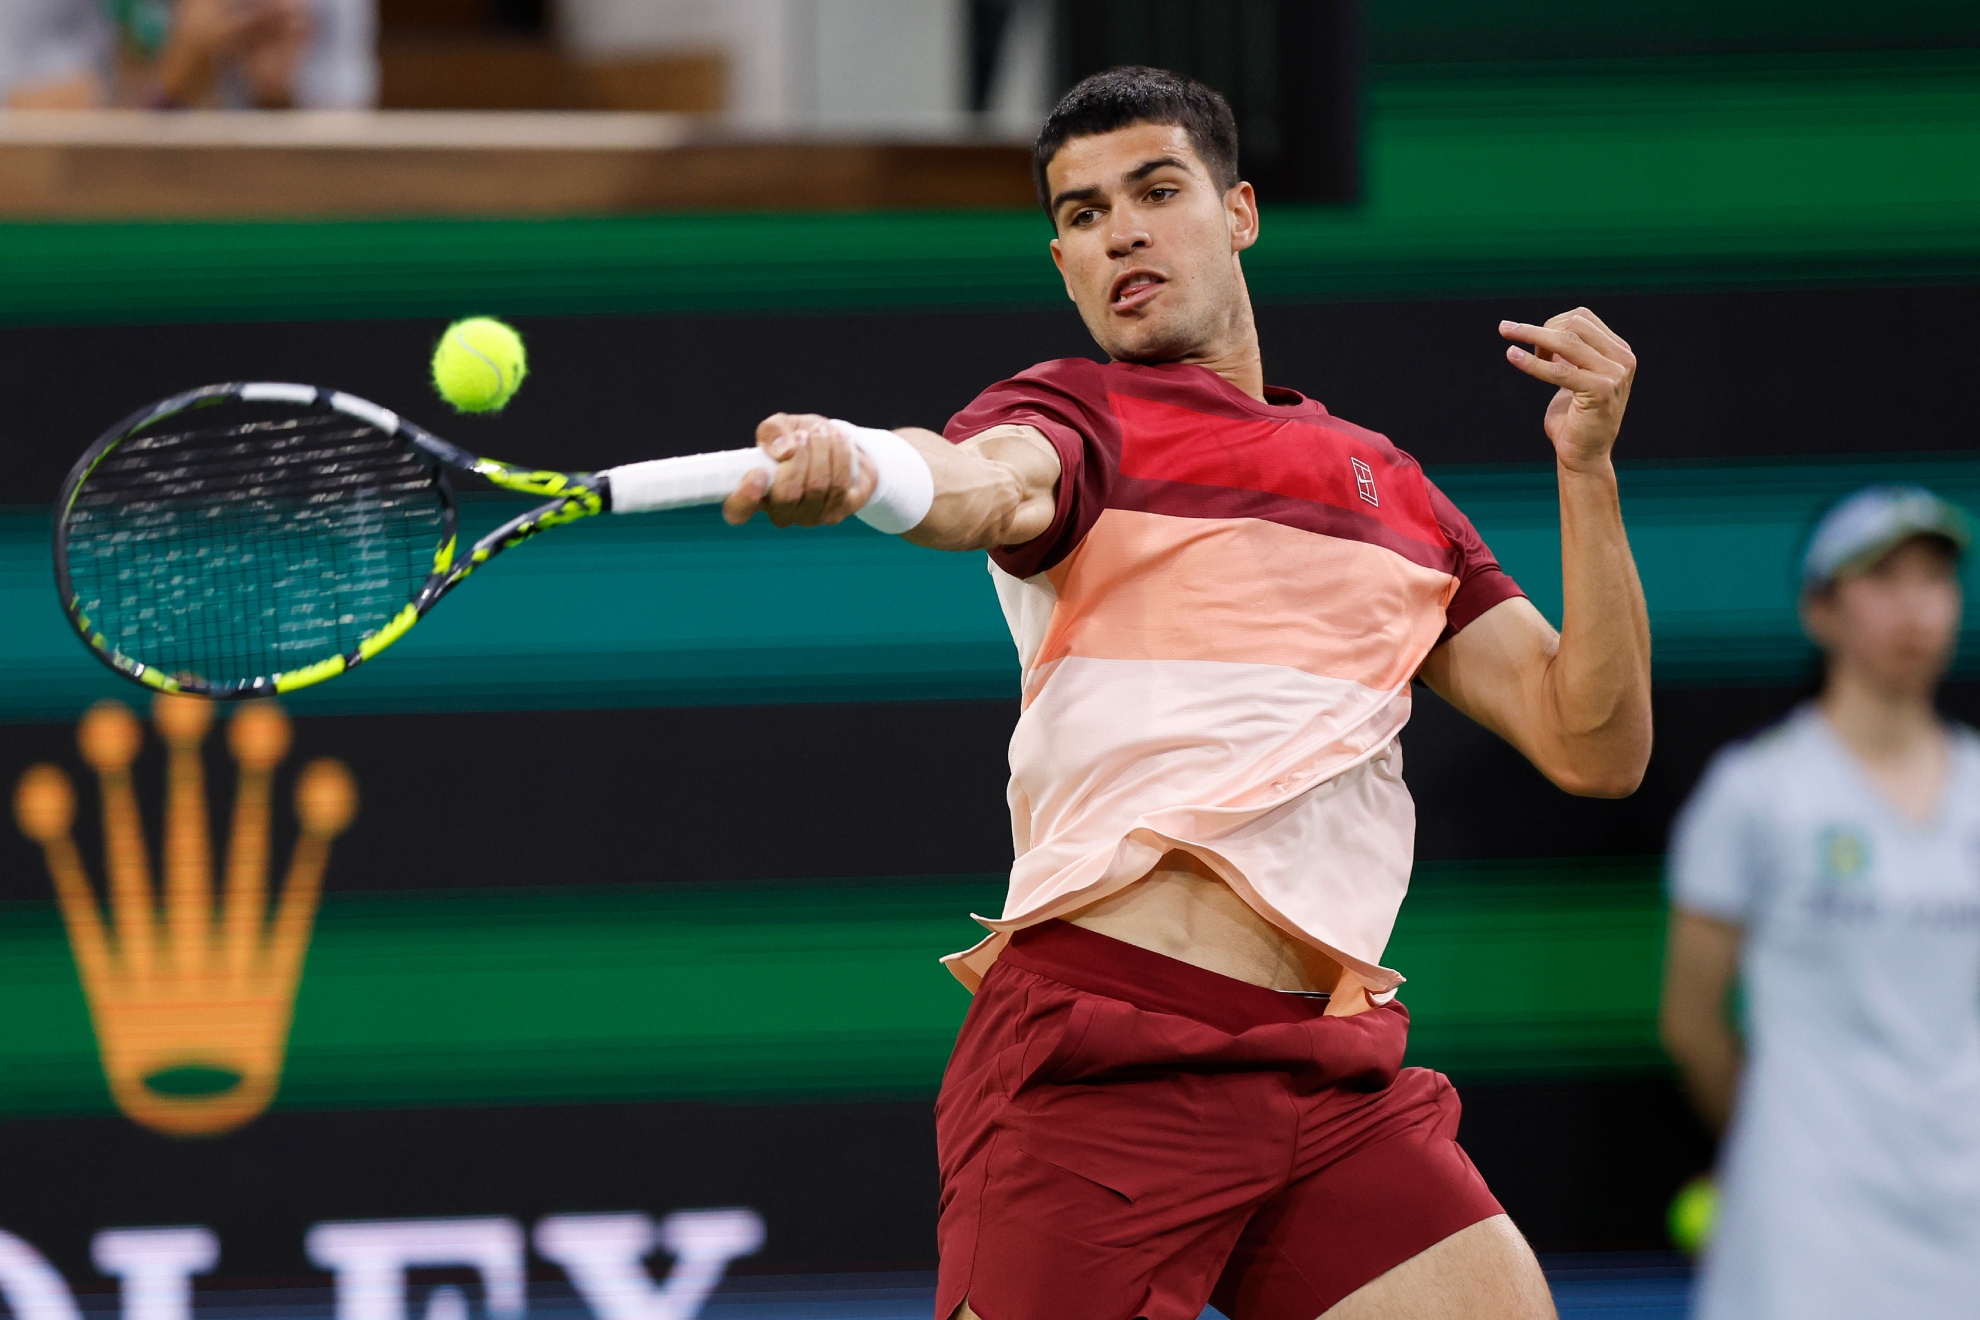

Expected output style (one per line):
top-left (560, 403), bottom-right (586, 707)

top-left (602, 449), bottom-right (778, 514)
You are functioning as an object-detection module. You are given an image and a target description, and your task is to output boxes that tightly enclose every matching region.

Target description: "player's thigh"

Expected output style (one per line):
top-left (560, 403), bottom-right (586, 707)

top-left (945, 1219), bottom-right (1554, 1320)
top-left (1320, 1215), bottom-right (1554, 1320)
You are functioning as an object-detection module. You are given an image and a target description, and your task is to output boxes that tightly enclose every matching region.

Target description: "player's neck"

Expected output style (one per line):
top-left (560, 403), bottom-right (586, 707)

top-left (1164, 298), bottom-right (1267, 401)
top-left (1189, 343), bottom-right (1267, 401)
top-left (1206, 276), bottom-right (1267, 400)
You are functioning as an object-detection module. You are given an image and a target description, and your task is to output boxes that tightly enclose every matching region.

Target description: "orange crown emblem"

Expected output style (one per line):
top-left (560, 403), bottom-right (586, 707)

top-left (13, 694), bottom-right (355, 1137)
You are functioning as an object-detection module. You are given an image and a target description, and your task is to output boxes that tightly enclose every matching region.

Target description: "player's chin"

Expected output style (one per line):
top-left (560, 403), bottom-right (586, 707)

top-left (1100, 319), bottom-right (1197, 366)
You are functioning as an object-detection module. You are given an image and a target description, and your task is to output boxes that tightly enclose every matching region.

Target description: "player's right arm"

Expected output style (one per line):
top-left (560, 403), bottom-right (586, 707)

top-left (1659, 909), bottom-right (1743, 1133)
top-left (721, 412), bottom-right (1061, 552)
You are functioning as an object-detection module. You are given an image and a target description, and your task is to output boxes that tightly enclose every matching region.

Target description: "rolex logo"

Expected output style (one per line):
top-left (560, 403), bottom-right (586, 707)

top-left (12, 694), bottom-right (355, 1137)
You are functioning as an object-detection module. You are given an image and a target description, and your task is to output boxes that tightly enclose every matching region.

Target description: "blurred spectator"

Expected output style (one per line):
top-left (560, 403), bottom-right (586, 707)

top-left (0, 0), bottom-right (376, 108)
top-left (1661, 486), bottom-right (1980, 1318)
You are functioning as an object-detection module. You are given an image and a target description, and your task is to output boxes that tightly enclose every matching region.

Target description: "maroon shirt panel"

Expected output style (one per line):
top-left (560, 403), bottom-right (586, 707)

top-left (1427, 479), bottom-right (1526, 639)
top-left (944, 359), bottom-right (1526, 639)
top-left (942, 358), bottom-right (1118, 580)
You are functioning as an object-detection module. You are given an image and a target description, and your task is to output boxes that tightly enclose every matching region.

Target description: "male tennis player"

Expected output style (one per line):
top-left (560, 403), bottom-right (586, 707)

top-left (723, 67), bottom-right (1650, 1320)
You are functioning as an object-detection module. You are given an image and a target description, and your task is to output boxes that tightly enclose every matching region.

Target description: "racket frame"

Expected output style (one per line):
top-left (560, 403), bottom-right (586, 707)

top-left (55, 382), bottom-right (610, 700)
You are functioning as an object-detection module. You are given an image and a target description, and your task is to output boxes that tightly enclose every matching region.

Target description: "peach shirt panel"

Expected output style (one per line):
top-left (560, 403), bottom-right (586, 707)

top-left (943, 509), bottom-right (1461, 994)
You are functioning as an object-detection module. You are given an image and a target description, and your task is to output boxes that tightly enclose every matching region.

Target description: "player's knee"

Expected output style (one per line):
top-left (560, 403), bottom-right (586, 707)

top-left (1453, 1216), bottom-right (1555, 1319)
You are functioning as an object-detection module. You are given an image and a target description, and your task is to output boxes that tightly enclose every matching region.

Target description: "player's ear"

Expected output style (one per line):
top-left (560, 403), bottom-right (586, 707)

top-left (1227, 181), bottom-right (1260, 253)
top-left (1049, 238), bottom-right (1075, 301)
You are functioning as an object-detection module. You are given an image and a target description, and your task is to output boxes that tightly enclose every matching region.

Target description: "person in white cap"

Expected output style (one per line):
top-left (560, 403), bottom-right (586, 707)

top-left (1661, 484), bottom-right (1980, 1319)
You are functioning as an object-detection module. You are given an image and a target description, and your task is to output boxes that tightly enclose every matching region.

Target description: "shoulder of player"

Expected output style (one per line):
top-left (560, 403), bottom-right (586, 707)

top-left (1002, 356), bottom-right (1112, 391)
top-left (945, 358), bottom-right (1107, 443)
top-left (959, 357), bottom-right (1117, 418)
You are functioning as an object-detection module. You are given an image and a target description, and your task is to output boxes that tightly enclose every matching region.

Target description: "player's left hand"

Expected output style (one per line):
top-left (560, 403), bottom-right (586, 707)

top-left (1499, 308), bottom-right (1636, 472)
top-left (723, 412), bottom-right (878, 527)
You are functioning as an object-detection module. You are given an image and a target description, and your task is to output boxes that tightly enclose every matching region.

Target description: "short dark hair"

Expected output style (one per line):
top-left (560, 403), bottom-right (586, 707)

top-left (1033, 66), bottom-right (1240, 218)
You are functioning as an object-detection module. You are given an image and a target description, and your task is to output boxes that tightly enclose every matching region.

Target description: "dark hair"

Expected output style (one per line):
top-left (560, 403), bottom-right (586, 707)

top-left (1033, 66), bottom-right (1240, 218)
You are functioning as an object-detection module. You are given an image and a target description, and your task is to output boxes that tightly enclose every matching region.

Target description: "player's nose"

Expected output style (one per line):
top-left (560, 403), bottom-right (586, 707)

top-left (1106, 227), bottom-right (1150, 259)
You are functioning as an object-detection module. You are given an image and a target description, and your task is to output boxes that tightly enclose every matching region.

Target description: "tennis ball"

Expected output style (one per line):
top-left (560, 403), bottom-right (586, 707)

top-left (1668, 1174), bottom-right (1719, 1255)
top-left (431, 317), bottom-right (527, 412)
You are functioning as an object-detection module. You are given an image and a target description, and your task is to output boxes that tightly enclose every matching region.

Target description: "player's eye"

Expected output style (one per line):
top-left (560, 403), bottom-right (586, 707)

top-left (1147, 186), bottom-right (1179, 202)
top-left (1071, 207), bottom-right (1101, 227)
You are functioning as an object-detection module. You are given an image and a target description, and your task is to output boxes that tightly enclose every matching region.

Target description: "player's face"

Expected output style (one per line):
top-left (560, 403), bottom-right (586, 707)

top-left (1805, 537), bottom-right (1962, 695)
top-left (1045, 123), bottom-right (1259, 365)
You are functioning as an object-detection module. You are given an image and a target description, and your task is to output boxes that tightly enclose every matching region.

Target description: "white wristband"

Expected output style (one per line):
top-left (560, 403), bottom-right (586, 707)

top-left (837, 421), bottom-right (934, 535)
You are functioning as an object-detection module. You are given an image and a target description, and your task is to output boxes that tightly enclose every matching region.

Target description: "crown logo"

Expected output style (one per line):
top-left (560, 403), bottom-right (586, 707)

top-left (13, 694), bottom-right (355, 1137)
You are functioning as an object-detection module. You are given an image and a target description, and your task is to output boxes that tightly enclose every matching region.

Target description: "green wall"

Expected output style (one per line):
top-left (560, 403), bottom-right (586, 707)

top-left (0, 858), bottom-right (1665, 1118)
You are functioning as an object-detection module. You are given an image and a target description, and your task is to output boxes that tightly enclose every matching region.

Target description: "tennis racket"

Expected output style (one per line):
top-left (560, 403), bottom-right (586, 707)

top-left (55, 382), bottom-right (783, 699)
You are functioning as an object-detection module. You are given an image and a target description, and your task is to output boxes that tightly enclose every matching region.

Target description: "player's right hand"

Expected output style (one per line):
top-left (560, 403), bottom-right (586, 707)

top-left (723, 413), bottom-right (878, 528)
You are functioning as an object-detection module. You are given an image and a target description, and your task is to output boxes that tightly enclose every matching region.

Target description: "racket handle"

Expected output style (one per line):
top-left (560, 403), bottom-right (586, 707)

top-left (602, 449), bottom-right (777, 514)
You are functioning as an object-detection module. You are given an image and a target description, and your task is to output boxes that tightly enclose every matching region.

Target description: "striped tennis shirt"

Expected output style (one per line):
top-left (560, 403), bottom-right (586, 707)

top-left (941, 359), bottom-right (1523, 994)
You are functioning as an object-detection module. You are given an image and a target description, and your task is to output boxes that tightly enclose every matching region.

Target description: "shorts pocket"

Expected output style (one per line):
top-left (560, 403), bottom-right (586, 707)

top-left (971, 1133), bottom-right (1159, 1320)
top-left (1018, 994), bottom-right (1099, 1090)
top-left (1013, 1138), bottom-right (1136, 1204)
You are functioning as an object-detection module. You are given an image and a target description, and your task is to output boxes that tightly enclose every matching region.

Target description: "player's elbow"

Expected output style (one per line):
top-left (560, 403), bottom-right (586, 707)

top-left (1537, 705), bottom-right (1652, 798)
top-left (1549, 765), bottom-right (1642, 799)
top-left (1541, 739), bottom-right (1650, 798)
top-left (905, 456), bottom-right (1035, 553)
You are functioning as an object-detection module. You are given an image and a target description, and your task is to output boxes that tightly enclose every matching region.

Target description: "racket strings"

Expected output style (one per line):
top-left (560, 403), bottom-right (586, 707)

top-left (64, 402), bottom-right (448, 691)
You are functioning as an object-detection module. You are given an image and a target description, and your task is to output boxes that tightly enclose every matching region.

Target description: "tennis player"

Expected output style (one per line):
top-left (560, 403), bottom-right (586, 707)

top-left (1661, 487), bottom-right (1980, 1319)
top-left (723, 67), bottom-right (1651, 1320)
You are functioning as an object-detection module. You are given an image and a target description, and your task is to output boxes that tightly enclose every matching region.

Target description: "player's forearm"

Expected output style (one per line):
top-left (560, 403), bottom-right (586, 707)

top-left (894, 426), bottom-right (1059, 553)
top-left (1543, 457), bottom-right (1652, 795)
top-left (729, 416), bottom-right (1059, 544)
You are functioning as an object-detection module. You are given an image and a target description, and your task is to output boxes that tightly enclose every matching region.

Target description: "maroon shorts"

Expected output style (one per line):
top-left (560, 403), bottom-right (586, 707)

top-left (934, 921), bottom-right (1502, 1320)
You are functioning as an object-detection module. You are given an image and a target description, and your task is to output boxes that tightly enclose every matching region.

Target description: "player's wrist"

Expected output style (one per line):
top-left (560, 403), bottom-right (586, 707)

top-left (833, 422), bottom-right (934, 535)
top-left (1555, 446), bottom-right (1618, 482)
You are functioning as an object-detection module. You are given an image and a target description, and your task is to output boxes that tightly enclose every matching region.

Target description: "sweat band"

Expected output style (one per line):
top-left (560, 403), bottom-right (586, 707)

top-left (837, 421), bottom-right (935, 535)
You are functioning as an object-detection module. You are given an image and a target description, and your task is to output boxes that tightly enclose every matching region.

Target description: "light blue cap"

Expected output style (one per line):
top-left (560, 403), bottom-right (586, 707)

top-left (1801, 485), bottom-right (1971, 591)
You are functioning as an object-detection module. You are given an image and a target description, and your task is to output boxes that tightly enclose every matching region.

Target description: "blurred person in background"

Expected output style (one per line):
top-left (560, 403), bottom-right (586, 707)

top-left (0, 0), bottom-right (375, 109)
top-left (1661, 485), bottom-right (1980, 1319)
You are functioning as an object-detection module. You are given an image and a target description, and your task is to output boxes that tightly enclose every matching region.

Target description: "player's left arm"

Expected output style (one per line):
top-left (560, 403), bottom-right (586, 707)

top-left (1416, 308), bottom-right (1652, 798)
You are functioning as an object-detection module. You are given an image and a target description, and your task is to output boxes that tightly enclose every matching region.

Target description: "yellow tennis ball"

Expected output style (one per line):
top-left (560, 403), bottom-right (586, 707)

top-left (431, 317), bottom-right (528, 412)
top-left (1668, 1174), bottom-right (1719, 1255)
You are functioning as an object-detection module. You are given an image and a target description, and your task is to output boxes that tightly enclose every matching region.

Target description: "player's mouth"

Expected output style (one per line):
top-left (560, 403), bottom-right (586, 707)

top-left (1109, 270), bottom-right (1165, 312)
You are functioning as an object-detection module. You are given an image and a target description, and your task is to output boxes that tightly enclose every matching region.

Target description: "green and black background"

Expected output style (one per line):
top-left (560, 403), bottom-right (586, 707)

top-left (3, 0), bottom-right (1980, 1295)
